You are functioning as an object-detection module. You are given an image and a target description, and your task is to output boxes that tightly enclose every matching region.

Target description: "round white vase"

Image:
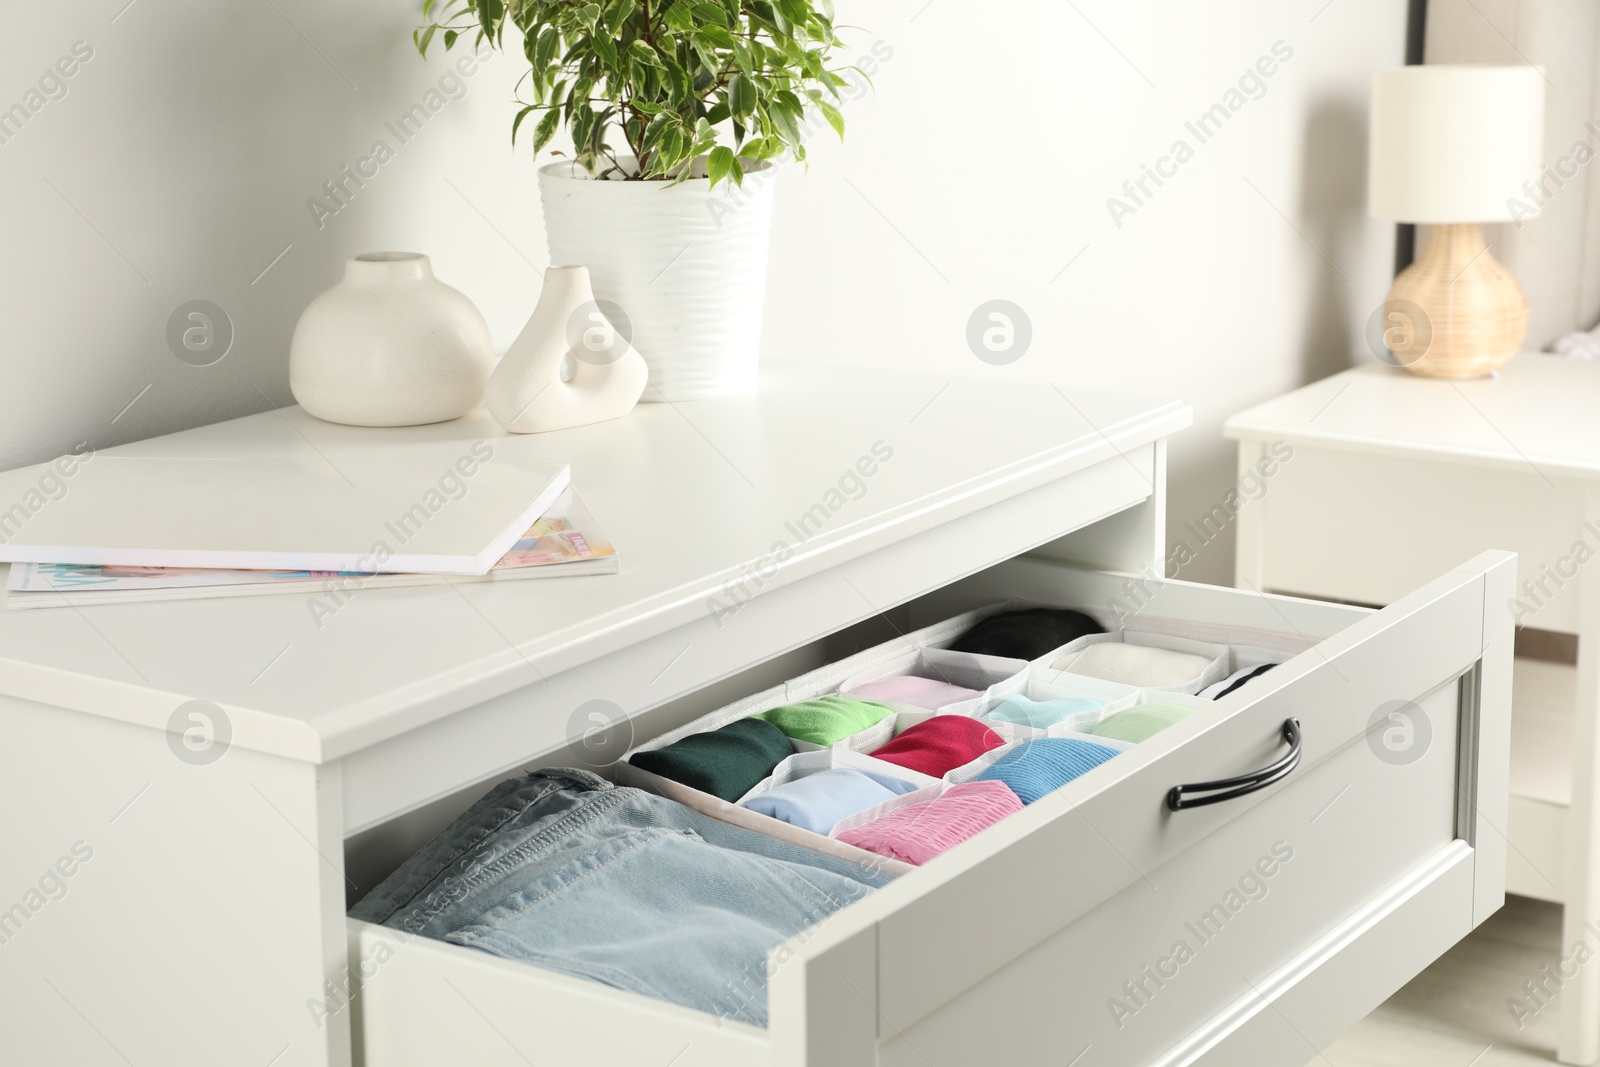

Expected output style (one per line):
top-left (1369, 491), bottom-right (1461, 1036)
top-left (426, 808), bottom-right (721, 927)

top-left (537, 158), bottom-right (776, 402)
top-left (289, 252), bottom-right (494, 427)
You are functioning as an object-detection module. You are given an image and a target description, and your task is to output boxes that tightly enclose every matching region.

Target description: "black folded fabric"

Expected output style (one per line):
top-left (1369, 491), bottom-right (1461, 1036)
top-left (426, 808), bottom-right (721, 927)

top-left (628, 718), bottom-right (794, 802)
top-left (948, 607), bottom-right (1105, 661)
top-left (1207, 662), bottom-right (1277, 700)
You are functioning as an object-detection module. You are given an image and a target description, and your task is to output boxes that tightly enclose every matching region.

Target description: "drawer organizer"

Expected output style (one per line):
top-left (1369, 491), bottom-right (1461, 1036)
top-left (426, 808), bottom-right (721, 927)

top-left (611, 603), bottom-right (1218, 871)
top-left (348, 555), bottom-right (1514, 1067)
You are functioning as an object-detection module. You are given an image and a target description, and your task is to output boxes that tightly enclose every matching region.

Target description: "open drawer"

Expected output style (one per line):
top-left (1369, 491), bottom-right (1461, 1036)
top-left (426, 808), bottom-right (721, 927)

top-left (346, 550), bottom-right (1513, 1067)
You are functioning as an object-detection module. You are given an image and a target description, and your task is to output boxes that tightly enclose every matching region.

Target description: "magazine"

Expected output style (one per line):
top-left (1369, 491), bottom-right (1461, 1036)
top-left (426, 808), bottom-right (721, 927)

top-left (5, 487), bottom-right (616, 610)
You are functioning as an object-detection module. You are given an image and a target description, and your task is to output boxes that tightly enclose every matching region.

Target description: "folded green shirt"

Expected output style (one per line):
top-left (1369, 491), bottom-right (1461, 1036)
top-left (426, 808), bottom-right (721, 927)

top-left (628, 718), bottom-right (794, 802)
top-left (751, 694), bottom-right (896, 746)
top-left (1089, 703), bottom-right (1193, 743)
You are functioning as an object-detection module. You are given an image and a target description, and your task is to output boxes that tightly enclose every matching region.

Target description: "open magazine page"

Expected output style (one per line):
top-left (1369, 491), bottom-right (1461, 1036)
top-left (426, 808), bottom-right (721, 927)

top-left (7, 487), bottom-right (615, 608)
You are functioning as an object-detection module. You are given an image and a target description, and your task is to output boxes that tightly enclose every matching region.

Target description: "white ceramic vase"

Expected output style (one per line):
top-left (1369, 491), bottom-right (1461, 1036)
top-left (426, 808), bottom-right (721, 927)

top-left (485, 265), bottom-right (649, 433)
top-left (537, 158), bottom-right (776, 402)
top-left (289, 252), bottom-right (494, 427)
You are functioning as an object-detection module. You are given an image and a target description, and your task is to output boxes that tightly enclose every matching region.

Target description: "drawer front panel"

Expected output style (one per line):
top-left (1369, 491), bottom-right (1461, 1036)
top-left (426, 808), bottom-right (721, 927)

top-left (878, 680), bottom-right (1461, 1066)
top-left (349, 922), bottom-right (767, 1067)
top-left (864, 558), bottom-right (1488, 1032)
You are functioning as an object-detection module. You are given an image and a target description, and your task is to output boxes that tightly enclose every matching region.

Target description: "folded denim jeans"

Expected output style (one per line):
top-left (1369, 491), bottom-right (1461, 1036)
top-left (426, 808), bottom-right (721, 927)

top-left (350, 769), bottom-right (894, 1027)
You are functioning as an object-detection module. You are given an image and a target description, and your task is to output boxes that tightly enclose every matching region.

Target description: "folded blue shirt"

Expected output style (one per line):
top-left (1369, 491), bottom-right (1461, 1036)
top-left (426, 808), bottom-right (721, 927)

top-left (740, 768), bottom-right (920, 834)
top-left (984, 695), bottom-right (1104, 729)
top-left (975, 738), bottom-right (1121, 804)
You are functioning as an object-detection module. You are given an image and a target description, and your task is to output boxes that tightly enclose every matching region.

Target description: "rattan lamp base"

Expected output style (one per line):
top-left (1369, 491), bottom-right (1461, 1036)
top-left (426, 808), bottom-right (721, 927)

top-left (1382, 223), bottom-right (1529, 379)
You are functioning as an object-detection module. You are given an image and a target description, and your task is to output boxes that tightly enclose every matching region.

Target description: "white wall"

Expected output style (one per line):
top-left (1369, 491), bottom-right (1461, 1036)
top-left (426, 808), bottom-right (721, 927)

top-left (1426, 0), bottom-right (1600, 346)
top-left (0, 0), bottom-right (1407, 585)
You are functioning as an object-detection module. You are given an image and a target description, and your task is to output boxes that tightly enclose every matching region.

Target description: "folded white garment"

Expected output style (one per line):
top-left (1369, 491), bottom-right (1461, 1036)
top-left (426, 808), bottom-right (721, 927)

top-left (1051, 642), bottom-right (1211, 687)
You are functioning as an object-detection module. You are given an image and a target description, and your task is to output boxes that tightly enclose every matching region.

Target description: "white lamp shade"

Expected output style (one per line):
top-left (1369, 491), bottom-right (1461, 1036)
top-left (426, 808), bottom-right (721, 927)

top-left (1368, 65), bottom-right (1545, 223)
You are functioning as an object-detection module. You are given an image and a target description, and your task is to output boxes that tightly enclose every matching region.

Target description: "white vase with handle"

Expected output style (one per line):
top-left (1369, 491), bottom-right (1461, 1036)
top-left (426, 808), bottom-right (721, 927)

top-left (537, 158), bottom-right (776, 403)
top-left (485, 265), bottom-right (649, 434)
top-left (289, 252), bottom-right (494, 427)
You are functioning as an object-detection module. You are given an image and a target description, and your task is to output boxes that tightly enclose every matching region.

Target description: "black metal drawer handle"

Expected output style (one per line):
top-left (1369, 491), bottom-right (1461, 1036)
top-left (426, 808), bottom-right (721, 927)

top-left (1166, 718), bottom-right (1302, 811)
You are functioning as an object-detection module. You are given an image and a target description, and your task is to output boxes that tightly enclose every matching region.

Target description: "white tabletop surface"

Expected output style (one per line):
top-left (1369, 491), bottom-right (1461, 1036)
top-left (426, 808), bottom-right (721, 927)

top-left (0, 359), bottom-right (1188, 759)
top-left (1224, 353), bottom-right (1600, 479)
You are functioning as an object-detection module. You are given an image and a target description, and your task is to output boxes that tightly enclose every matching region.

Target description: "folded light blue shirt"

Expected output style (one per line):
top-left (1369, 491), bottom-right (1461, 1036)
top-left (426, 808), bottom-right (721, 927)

top-left (984, 695), bottom-right (1104, 729)
top-left (741, 769), bottom-right (921, 834)
top-left (975, 738), bottom-right (1121, 804)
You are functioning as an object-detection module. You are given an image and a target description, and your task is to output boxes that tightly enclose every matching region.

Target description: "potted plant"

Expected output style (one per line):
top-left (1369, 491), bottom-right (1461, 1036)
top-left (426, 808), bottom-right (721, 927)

top-left (416, 0), bottom-right (858, 401)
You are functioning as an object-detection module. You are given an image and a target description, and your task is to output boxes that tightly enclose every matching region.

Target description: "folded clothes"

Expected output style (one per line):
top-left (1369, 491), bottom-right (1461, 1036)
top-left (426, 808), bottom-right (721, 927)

top-left (836, 781), bottom-right (1024, 865)
top-left (740, 768), bottom-right (920, 834)
top-left (868, 715), bottom-right (1006, 777)
top-left (1052, 642), bottom-right (1212, 687)
top-left (848, 674), bottom-right (985, 709)
top-left (948, 607), bottom-right (1104, 660)
top-left (628, 718), bottom-right (793, 802)
top-left (983, 694), bottom-right (1104, 729)
top-left (1199, 663), bottom-right (1277, 700)
top-left (751, 694), bottom-right (896, 746)
top-left (1090, 703), bottom-right (1193, 743)
top-left (974, 738), bottom-right (1121, 804)
top-left (351, 769), bottom-right (893, 1027)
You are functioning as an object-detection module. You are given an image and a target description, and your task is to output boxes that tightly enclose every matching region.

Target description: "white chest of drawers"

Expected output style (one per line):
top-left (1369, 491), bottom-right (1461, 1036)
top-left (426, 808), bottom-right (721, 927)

top-left (0, 361), bottom-right (1511, 1066)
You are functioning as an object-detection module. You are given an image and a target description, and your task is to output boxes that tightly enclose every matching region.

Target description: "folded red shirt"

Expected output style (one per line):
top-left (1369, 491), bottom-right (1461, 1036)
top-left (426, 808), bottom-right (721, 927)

top-left (869, 716), bottom-right (1006, 778)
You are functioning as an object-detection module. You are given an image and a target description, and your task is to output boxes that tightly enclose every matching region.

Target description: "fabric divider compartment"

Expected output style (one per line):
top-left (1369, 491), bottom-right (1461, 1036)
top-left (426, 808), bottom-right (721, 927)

top-left (617, 746), bottom-right (930, 876)
top-left (739, 747), bottom-right (941, 802)
top-left (774, 607), bottom-right (1000, 703)
top-left (626, 683), bottom-right (810, 754)
top-left (607, 759), bottom-right (916, 877)
top-left (976, 669), bottom-right (1142, 733)
top-left (1036, 629), bottom-right (1229, 694)
top-left (1199, 643), bottom-right (1290, 699)
top-left (948, 689), bottom-right (1213, 789)
top-left (833, 646), bottom-right (1029, 716)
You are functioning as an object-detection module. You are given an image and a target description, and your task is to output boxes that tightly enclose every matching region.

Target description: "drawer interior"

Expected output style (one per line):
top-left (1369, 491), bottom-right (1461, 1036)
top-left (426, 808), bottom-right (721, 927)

top-left (343, 552), bottom-right (1503, 1067)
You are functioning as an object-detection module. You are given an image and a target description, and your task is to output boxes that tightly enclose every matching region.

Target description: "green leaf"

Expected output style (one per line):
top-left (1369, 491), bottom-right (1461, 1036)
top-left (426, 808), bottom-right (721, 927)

top-left (531, 108), bottom-right (562, 154)
top-left (728, 73), bottom-right (756, 117)
top-left (689, 36), bottom-right (720, 74)
top-left (814, 98), bottom-right (844, 138)
top-left (443, 28), bottom-right (459, 48)
top-left (664, 2), bottom-right (697, 31)
top-left (691, 1), bottom-right (728, 23)
top-left (534, 26), bottom-right (561, 69)
top-left (511, 103), bottom-right (537, 143)
top-left (604, 0), bottom-right (632, 33)
top-left (765, 100), bottom-right (802, 143)
top-left (589, 32), bottom-right (617, 66)
top-left (578, 3), bottom-right (602, 29)
top-left (476, 0), bottom-right (503, 41)
top-left (697, 24), bottom-right (739, 48)
top-left (628, 39), bottom-right (664, 67)
top-left (706, 144), bottom-right (735, 186)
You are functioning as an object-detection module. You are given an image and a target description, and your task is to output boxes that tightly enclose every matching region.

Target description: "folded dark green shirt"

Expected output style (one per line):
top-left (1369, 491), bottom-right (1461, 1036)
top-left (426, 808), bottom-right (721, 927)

top-left (628, 718), bottom-right (794, 802)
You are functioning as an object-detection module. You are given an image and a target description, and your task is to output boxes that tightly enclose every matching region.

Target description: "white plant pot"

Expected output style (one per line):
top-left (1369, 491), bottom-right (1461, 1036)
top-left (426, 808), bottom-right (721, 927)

top-left (537, 159), bottom-right (776, 402)
top-left (289, 252), bottom-right (493, 427)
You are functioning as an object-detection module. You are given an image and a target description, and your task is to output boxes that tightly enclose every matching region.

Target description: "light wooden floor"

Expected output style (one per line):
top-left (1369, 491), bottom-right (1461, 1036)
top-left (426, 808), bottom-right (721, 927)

top-left (1314, 894), bottom-right (1564, 1065)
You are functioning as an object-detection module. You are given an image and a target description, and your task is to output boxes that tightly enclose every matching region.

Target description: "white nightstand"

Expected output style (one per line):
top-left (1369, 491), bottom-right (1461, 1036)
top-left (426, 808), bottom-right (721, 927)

top-left (1226, 353), bottom-right (1600, 1064)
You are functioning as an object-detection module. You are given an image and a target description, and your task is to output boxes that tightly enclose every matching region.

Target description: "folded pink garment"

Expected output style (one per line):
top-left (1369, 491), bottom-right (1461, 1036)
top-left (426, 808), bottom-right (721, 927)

top-left (848, 675), bottom-right (984, 710)
top-left (834, 780), bottom-right (1023, 865)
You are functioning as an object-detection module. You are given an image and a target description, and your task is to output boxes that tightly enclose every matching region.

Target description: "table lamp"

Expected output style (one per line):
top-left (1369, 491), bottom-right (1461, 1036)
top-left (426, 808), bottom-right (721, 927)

top-left (1367, 65), bottom-right (1545, 378)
